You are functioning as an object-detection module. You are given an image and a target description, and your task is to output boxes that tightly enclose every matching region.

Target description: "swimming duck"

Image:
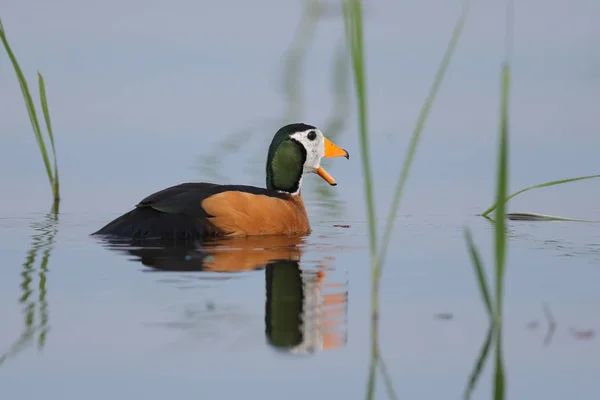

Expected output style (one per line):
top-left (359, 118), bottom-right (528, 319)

top-left (92, 123), bottom-right (349, 240)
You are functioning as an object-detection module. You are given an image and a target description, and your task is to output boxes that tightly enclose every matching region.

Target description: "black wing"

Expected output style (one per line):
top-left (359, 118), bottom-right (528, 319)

top-left (92, 182), bottom-right (286, 239)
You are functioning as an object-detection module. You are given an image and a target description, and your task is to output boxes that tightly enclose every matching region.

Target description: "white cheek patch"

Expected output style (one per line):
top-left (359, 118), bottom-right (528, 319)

top-left (291, 130), bottom-right (325, 173)
top-left (306, 143), bottom-right (320, 169)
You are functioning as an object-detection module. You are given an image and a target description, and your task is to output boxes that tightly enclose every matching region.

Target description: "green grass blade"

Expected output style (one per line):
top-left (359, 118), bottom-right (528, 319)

top-left (463, 324), bottom-right (494, 400)
top-left (464, 228), bottom-right (493, 316)
top-left (341, 2), bottom-right (389, 399)
top-left (38, 72), bottom-right (60, 202)
top-left (493, 0), bottom-right (513, 320)
top-left (494, 63), bottom-right (510, 319)
top-left (376, 0), bottom-right (472, 273)
top-left (342, 0), bottom-right (377, 263)
top-left (0, 19), bottom-right (54, 188)
top-left (480, 174), bottom-right (600, 217)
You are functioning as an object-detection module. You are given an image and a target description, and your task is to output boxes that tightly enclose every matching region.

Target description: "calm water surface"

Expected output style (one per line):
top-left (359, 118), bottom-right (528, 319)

top-left (2, 0), bottom-right (600, 398)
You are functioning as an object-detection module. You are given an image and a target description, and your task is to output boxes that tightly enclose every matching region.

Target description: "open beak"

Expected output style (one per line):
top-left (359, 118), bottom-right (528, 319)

top-left (316, 137), bottom-right (349, 186)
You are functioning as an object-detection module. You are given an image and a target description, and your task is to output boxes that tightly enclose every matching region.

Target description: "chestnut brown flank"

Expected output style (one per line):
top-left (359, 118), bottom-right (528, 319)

top-left (202, 191), bottom-right (311, 237)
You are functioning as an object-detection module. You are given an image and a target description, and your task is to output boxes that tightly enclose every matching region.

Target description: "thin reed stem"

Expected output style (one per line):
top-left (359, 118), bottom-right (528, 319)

top-left (0, 18), bottom-right (60, 206)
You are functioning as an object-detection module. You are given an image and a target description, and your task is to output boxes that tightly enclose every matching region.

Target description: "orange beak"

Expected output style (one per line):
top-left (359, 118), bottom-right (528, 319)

top-left (316, 137), bottom-right (349, 186)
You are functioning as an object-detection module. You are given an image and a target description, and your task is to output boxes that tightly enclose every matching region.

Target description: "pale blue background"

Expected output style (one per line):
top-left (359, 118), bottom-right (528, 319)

top-left (1, 0), bottom-right (600, 398)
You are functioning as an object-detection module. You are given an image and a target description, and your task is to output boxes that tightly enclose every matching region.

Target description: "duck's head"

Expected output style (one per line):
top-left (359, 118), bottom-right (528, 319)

top-left (266, 123), bottom-right (349, 195)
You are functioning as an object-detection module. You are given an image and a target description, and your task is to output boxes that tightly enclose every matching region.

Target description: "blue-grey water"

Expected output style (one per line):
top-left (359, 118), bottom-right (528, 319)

top-left (1, 0), bottom-right (600, 398)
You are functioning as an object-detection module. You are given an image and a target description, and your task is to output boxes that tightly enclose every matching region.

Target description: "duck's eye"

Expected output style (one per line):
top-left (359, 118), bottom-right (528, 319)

top-left (307, 130), bottom-right (317, 141)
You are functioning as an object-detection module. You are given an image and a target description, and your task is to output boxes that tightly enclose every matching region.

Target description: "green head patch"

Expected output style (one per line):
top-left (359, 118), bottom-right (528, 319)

top-left (266, 124), bottom-right (314, 193)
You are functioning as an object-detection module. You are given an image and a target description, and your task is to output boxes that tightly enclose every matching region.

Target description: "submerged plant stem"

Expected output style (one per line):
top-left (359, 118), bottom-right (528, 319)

top-left (493, 324), bottom-right (506, 400)
top-left (464, 324), bottom-right (494, 400)
top-left (464, 228), bottom-right (493, 317)
top-left (378, 355), bottom-right (398, 400)
top-left (480, 174), bottom-right (600, 217)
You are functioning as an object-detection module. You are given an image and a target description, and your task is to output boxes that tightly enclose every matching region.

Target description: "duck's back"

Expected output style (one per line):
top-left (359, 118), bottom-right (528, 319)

top-left (92, 182), bottom-right (310, 240)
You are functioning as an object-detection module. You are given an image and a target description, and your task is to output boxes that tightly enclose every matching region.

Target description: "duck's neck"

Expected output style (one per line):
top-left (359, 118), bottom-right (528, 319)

top-left (267, 173), bottom-right (304, 195)
top-left (266, 140), bottom-right (306, 195)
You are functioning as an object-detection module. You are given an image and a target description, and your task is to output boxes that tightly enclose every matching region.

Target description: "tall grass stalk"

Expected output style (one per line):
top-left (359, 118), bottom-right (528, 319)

top-left (0, 18), bottom-right (60, 210)
top-left (343, 0), bottom-right (472, 313)
top-left (492, 0), bottom-right (513, 322)
top-left (463, 1), bottom-right (512, 397)
top-left (341, 2), bottom-right (380, 398)
top-left (478, 1), bottom-right (598, 221)
top-left (490, 2), bottom-right (513, 395)
top-left (462, 62), bottom-right (511, 394)
top-left (342, 0), bottom-right (377, 257)
top-left (342, 0), bottom-right (470, 398)
top-left (461, 42), bottom-right (511, 400)
top-left (494, 62), bottom-right (510, 320)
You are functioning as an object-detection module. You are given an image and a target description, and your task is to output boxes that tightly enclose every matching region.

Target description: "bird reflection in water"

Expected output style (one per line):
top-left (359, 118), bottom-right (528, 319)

top-left (97, 234), bottom-right (348, 354)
